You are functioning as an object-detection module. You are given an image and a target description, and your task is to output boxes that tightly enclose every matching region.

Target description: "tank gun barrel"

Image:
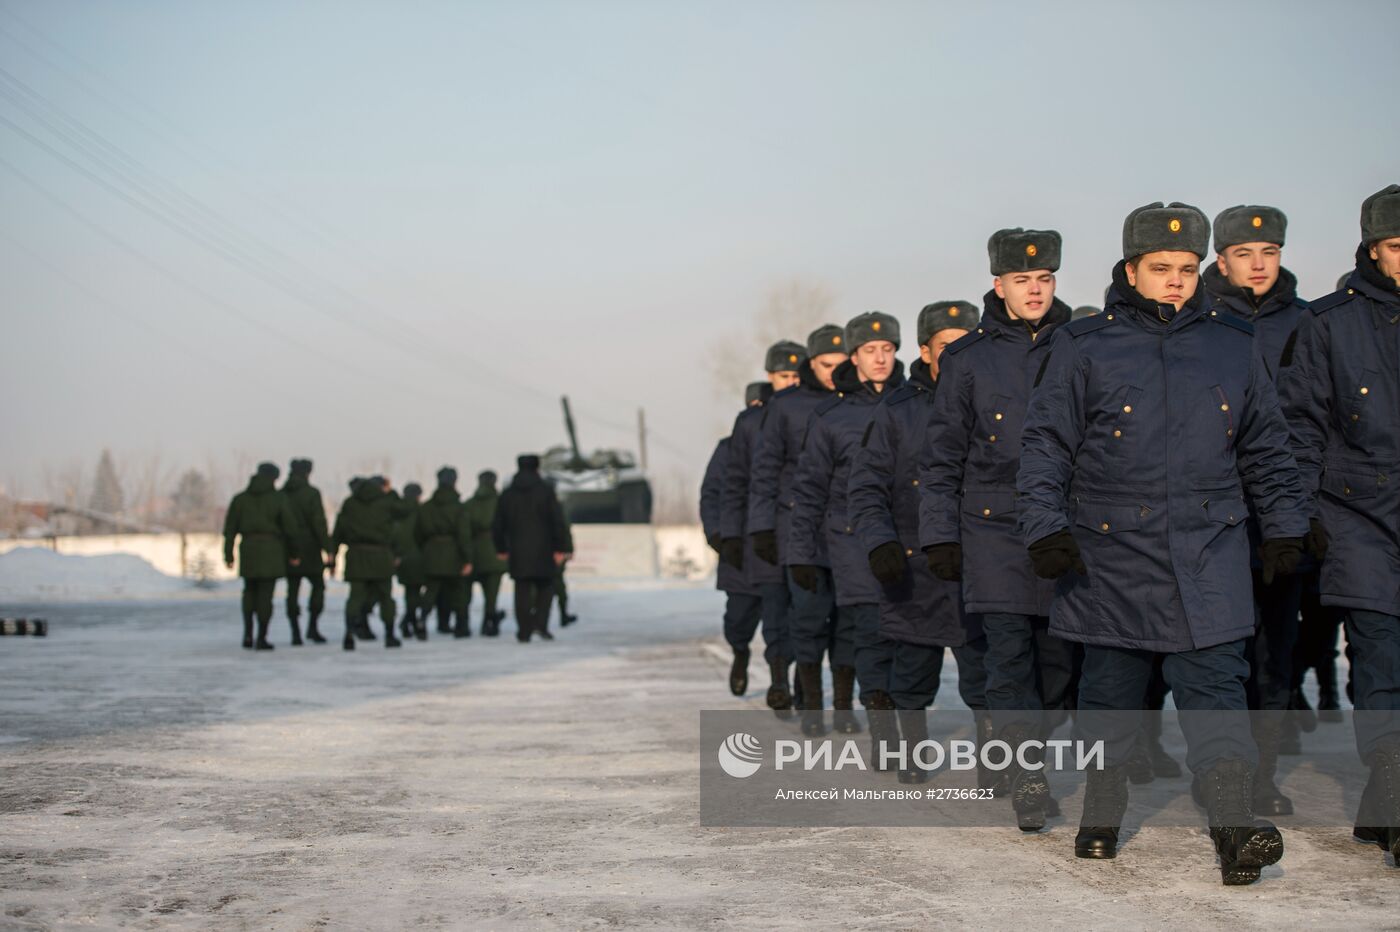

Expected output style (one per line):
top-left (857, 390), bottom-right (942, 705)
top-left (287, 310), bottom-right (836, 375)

top-left (560, 396), bottom-right (588, 470)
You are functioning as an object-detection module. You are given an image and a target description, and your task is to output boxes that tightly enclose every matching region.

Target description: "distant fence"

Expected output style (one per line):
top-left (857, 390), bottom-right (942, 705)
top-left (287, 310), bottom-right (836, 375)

top-left (0, 524), bottom-right (717, 582)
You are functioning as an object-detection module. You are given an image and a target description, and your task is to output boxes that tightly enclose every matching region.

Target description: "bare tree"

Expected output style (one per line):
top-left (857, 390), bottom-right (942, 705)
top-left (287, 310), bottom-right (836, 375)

top-left (706, 279), bottom-right (837, 408)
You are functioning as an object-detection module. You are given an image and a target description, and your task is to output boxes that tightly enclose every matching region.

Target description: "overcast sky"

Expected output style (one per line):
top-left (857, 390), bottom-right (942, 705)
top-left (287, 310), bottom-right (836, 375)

top-left (2, 0), bottom-right (1397, 501)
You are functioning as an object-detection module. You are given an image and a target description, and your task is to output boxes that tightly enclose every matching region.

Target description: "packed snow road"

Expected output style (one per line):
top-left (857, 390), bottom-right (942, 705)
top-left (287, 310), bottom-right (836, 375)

top-left (0, 587), bottom-right (1392, 930)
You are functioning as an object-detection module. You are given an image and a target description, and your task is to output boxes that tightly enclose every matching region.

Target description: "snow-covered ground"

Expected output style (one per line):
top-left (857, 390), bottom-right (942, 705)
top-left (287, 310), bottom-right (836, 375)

top-left (0, 547), bottom-right (227, 601)
top-left (0, 585), bottom-right (1392, 929)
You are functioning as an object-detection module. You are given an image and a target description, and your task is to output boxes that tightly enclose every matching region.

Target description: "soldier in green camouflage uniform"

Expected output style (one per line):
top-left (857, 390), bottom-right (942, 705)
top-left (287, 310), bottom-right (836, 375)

top-left (281, 458), bottom-right (330, 645)
top-left (330, 475), bottom-right (401, 650)
top-left (465, 470), bottom-right (507, 636)
top-left (393, 482), bottom-right (428, 640)
top-left (223, 462), bottom-right (306, 651)
top-left (416, 467), bottom-right (475, 638)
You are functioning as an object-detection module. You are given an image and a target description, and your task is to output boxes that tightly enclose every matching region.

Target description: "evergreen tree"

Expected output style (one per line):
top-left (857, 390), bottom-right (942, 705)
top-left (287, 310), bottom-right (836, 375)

top-left (88, 449), bottom-right (124, 517)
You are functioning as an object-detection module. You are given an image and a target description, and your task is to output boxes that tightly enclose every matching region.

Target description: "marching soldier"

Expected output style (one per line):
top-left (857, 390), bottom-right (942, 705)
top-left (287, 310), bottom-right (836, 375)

top-left (466, 471), bottom-right (508, 637)
top-left (554, 509), bottom-right (578, 627)
top-left (919, 228), bottom-right (1076, 831)
top-left (1020, 201), bottom-right (1307, 883)
top-left (416, 467), bottom-right (474, 638)
top-left (493, 454), bottom-right (573, 642)
top-left (393, 482), bottom-right (427, 640)
top-left (330, 475), bottom-right (402, 649)
top-left (1279, 183), bottom-right (1400, 864)
top-left (223, 461), bottom-right (306, 651)
top-left (789, 312), bottom-right (904, 737)
top-left (702, 381), bottom-right (773, 694)
top-left (849, 301), bottom-right (989, 783)
top-left (1202, 204), bottom-right (1312, 815)
top-left (281, 458), bottom-right (330, 645)
top-left (720, 340), bottom-right (809, 714)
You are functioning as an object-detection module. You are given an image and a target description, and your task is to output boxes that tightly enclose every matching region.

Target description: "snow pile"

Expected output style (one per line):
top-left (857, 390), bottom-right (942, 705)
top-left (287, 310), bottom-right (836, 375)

top-left (0, 547), bottom-right (196, 601)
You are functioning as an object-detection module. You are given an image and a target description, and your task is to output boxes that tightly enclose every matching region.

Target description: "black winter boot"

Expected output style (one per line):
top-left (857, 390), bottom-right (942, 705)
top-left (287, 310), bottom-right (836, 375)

top-left (454, 618), bottom-right (471, 638)
top-left (289, 614), bottom-right (304, 647)
top-left (729, 647), bottom-right (750, 697)
top-left (766, 660), bottom-right (794, 720)
top-left (830, 665), bottom-right (863, 734)
top-left (241, 610), bottom-right (254, 650)
top-left (862, 691), bottom-right (897, 772)
top-left (254, 615), bottom-right (274, 651)
top-left (895, 708), bottom-right (929, 784)
top-left (796, 663), bottom-right (826, 736)
top-left (1075, 764), bottom-right (1129, 859)
top-left (384, 617), bottom-right (401, 648)
top-left (1353, 743), bottom-right (1400, 863)
top-left (1000, 723), bottom-right (1049, 832)
top-left (306, 612), bottom-right (327, 644)
top-left (1203, 759), bottom-right (1284, 885)
top-left (1251, 718), bottom-right (1294, 816)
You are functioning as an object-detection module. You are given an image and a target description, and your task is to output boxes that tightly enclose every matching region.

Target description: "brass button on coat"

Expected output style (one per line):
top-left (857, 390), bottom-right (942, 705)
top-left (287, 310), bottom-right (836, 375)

top-left (1123, 405), bottom-right (1133, 413)
top-left (1100, 522), bottom-right (1110, 531)
top-left (982, 508), bottom-right (991, 517)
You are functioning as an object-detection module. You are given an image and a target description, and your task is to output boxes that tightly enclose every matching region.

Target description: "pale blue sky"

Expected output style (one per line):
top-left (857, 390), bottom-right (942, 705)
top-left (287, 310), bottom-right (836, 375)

top-left (2, 0), bottom-right (1397, 500)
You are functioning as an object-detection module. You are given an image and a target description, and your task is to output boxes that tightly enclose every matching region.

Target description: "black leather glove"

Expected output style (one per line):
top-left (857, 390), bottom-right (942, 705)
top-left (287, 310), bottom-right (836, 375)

top-left (720, 537), bottom-right (744, 570)
top-left (751, 529), bottom-right (779, 566)
top-left (1028, 530), bottom-right (1086, 579)
top-left (923, 542), bottom-right (962, 582)
top-left (706, 533), bottom-right (721, 554)
top-left (1260, 537), bottom-right (1304, 585)
top-left (790, 564), bottom-right (820, 592)
top-left (1304, 517), bottom-right (1329, 562)
top-left (868, 541), bottom-right (908, 586)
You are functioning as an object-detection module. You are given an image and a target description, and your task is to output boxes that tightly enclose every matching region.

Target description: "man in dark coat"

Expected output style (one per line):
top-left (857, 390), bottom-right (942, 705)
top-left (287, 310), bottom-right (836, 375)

top-left (1279, 183), bottom-right (1400, 864)
top-left (701, 382), bottom-right (773, 695)
top-left (416, 467), bottom-right (475, 638)
top-left (223, 462), bottom-right (306, 651)
top-left (720, 339), bottom-right (810, 714)
top-left (493, 454), bottom-right (574, 642)
top-left (553, 509), bottom-right (578, 627)
top-left (850, 300), bottom-right (988, 783)
top-left (790, 312), bottom-right (904, 739)
top-left (393, 482), bottom-right (427, 640)
top-left (1020, 202), bottom-right (1309, 882)
top-left (465, 471), bottom-right (508, 636)
top-left (330, 475), bottom-right (402, 650)
top-left (919, 227), bottom-right (1076, 831)
top-left (1202, 204), bottom-right (1314, 815)
top-left (281, 458), bottom-right (329, 645)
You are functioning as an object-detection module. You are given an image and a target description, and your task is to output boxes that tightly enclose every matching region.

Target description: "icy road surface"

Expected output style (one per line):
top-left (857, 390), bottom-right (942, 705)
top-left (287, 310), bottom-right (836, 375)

top-left (0, 587), bottom-right (1393, 930)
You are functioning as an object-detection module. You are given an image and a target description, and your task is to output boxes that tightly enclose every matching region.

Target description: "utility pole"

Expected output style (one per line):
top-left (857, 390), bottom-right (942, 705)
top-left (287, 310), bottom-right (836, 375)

top-left (637, 407), bottom-right (649, 472)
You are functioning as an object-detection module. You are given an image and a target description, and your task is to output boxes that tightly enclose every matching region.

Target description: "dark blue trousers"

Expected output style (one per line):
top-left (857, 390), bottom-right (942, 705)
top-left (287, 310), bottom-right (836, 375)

top-left (889, 636), bottom-right (989, 711)
top-left (723, 591), bottom-right (763, 656)
top-left (1076, 639), bottom-right (1255, 773)
top-left (980, 612), bottom-right (1077, 732)
top-left (789, 567), bottom-right (852, 667)
top-left (849, 602), bottom-right (895, 705)
top-left (1246, 570), bottom-right (1302, 712)
top-left (758, 581), bottom-right (791, 665)
top-left (1343, 609), bottom-right (1400, 760)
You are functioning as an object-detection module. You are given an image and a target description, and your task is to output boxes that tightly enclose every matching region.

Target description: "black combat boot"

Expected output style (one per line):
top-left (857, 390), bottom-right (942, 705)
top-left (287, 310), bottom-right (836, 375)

top-left (400, 615), bottom-right (414, 639)
top-left (1202, 759), bottom-right (1284, 885)
top-left (830, 665), bottom-right (863, 734)
top-left (1144, 709), bottom-right (1182, 777)
top-left (254, 615), bottom-right (274, 651)
top-left (356, 610), bottom-right (377, 640)
top-left (895, 708), bottom-right (929, 784)
top-left (767, 660), bottom-right (795, 721)
top-left (729, 647), bottom-right (750, 696)
top-left (437, 611), bottom-right (452, 634)
top-left (1315, 663), bottom-right (1343, 723)
top-left (482, 613), bottom-right (499, 637)
top-left (1075, 764), bottom-right (1129, 859)
top-left (796, 663), bottom-right (826, 737)
top-left (343, 611), bottom-right (356, 651)
top-left (241, 610), bottom-right (255, 650)
top-left (1353, 742), bottom-right (1400, 863)
top-left (289, 614), bottom-right (304, 647)
top-left (454, 618), bottom-right (471, 638)
top-left (384, 617), bottom-right (401, 648)
top-left (1000, 723), bottom-right (1049, 832)
top-left (414, 609), bottom-right (428, 641)
top-left (306, 612), bottom-right (327, 644)
top-left (862, 691), bottom-right (897, 772)
top-left (1251, 717), bottom-right (1294, 816)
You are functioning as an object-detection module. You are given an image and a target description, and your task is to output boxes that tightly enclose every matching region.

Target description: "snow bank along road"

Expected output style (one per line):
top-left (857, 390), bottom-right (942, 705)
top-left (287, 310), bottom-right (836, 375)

top-left (0, 588), bottom-right (1393, 929)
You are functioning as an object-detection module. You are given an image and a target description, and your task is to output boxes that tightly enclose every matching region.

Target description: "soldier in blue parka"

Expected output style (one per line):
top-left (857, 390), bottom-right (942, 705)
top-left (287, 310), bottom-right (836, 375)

top-left (790, 312), bottom-right (904, 739)
top-left (701, 381), bottom-right (772, 697)
top-left (1202, 204), bottom-right (1313, 817)
top-left (919, 227), bottom-right (1077, 831)
top-left (1278, 183), bottom-right (1400, 865)
top-left (849, 301), bottom-right (990, 784)
top-left (720, 342), bottom-right (804, 714)
top-left (1019, 201), bottom-right (1309, 884)
top-left (743, 327), bottom-right (849, 716)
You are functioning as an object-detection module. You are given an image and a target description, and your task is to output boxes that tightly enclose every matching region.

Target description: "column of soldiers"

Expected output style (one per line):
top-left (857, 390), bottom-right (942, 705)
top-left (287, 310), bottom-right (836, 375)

top-left (702, 185), bottom-right (1400, 883)
top-left (222, 455), bottom-right (575, 651)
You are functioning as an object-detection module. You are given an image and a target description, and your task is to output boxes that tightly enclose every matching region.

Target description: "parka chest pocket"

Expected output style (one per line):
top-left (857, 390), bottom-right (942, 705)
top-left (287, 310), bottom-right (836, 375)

top-left (1073, 501), bottom-right (1144, 535)
top-left (1203, 497), bottom-right (1248, 526)
top-left (962, 490), bottom-right (1017, 525)
top-left (1321, 465), bottom-right (1382, 504)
